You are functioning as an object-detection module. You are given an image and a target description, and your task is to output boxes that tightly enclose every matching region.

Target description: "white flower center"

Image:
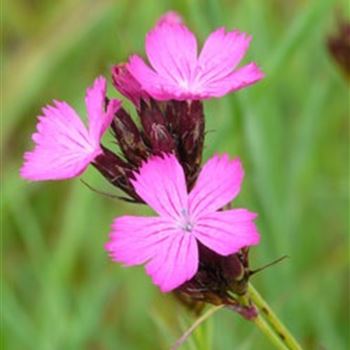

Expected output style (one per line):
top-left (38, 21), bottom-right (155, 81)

top-left (178, 79), bottom-right (190, 90)
top-left (178, 208), bottom-right (195, 233)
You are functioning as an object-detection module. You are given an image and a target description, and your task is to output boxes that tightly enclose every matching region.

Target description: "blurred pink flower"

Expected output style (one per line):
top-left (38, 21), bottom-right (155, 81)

top-left (105, 153), bottom-right (260, 292)
top-left (156, 11), bottom-right (183, 25)
top-left (127, 19), bottom-right (264, 101)
top-left (20, 77), bottom-right (121, 181)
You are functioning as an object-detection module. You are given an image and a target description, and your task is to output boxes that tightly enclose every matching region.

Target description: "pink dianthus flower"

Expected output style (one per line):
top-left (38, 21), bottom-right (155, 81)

top-left (127, 17), bottom-right (264, 101)
top-left (20, 77), bottom-right (121, 181)
top-left (105, 153), bottom-right (260, 292)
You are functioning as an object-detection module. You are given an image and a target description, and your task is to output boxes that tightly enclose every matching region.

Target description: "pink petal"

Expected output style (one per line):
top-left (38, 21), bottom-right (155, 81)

top-left (189, 154), bottom-right (244, 218)
top-left (193, 209), bottom-right (260, 256)
top-left (145, 231), bottom-right (198, 292)
top-left (85, 76), bottom-right (121, 141)
top-left (202, 62), bottom-right (265, 97)
top-left (127, 55), bottom-right (179, 100)
top-left (111, 64), bottom-right (148, 107)
top-left (20, 101), bottom-right (101, 181)
top-left (145, 22), bottom-right (197, 88)
top-left (156, 11), bottom-right (184, 26)
top-left (105, 216), bottom-right (175, 265)
top-left (106, 215), bottom-right (199, 292)
top-left (197, 28), bottom-right (252, 84)
top-left (131, 154), bottom-right (188, 220)
top-left (20, 77), bottom-right (119, 181)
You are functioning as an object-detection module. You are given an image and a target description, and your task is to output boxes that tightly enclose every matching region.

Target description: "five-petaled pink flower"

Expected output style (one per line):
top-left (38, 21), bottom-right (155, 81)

top-left (127, 19), bottom-right (264, 101)
top-left (20, 77), bottom-right (121, 181)
top-left (105, 153), bottom-right (260, 292)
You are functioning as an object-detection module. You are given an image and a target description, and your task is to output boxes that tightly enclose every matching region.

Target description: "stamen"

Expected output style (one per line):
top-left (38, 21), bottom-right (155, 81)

top-left (179, 208), bottom-right (194, 232)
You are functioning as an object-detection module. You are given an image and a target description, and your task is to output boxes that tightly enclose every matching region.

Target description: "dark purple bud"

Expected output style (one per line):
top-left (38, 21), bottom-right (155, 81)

top-left (92, 146), bottom-right (142, 202)
top-left (182, 100), bottom-right (205, 166)
top-left (327, 20), bottom-right (350, 79)
top-left (111, 108), bottom-right (150, 166)
top-left (220, 253), bottom-right (250, 295)
top-left (165, 100), bottom-right (184, 135)
top-left (166, 100), bottom-right (205, 189)
top-left (111, 64), bottom-right (148, 108)
top-left (139, 100), bottom-right (176, 154)
top-left (176, 245), bottom-right (251, 310)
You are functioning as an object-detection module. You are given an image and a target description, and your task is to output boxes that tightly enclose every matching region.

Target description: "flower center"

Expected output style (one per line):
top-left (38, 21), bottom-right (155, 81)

top-left (178, 208), bottom-right (195, 233)
top-left (183, 222), bottom-right (194, 232)
top-left (178, 79), bottom-right (190, 90)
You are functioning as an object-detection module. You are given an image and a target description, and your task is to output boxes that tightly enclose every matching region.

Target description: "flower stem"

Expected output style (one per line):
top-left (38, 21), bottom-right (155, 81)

top-left (252, 313), bottom-right (289, 350)
top-left (172, 284), bottom-right (302, 350)
top-left (171, 305), bottom-right (223, 350)
top-left (248, 283), bottom-right (303, 350)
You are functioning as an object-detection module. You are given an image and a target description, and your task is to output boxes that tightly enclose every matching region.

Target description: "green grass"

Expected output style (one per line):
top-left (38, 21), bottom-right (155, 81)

top-left (3, 0), bottom-right (349, 349)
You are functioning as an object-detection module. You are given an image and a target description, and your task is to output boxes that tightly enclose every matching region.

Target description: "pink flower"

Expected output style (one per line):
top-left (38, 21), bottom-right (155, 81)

top-left (105, 153), bottom-right (260, 292)
top-left (156, 11), bottom-right (183, 26)
top-left (127, 20), bottom-right (264, 101)
top-left (20, 77), bottom-right (121, 181)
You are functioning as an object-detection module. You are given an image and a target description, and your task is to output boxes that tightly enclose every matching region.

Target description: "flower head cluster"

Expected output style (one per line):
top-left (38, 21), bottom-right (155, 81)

top-left (20, 12), bottom-right (263, 307)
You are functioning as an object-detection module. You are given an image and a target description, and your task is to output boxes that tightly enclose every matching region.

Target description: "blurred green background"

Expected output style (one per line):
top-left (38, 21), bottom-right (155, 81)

top-left (3, 0), bottom-right (349, 349)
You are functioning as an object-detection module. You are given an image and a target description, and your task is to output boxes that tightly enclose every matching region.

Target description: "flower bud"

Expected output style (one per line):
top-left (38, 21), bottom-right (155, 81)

top-left (111, 107), bottom-right (150, 166)
top-left (111, 64), bottom-right (148, 108)
top-left (166, 100), bottom-right (205, 188)
top-left (93, 146), bottom-right (141, 202)
top-left (176, 245), bottom-right (252, 317)
top-left (139, 100), bottom-right (176, 154)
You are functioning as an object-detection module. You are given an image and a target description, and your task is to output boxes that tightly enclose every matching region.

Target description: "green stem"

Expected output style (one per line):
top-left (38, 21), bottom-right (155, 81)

top-left (237, 291), bottom-right (288, 350)
top-left (248, 283), bottom-right (303, 350)
top-left (253, 313), bottom-right (289, 350)
top-left (171, 305), bottom-right (223, 350)
top-left (172, 284), bottom-right (302, 350)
